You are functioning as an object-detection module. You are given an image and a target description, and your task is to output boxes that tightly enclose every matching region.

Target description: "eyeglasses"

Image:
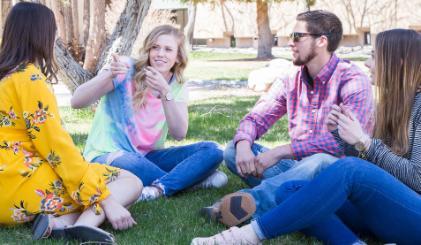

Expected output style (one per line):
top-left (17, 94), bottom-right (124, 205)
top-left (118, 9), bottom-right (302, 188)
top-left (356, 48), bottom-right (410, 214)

top-left (289, 32), bottom-right (328, 42)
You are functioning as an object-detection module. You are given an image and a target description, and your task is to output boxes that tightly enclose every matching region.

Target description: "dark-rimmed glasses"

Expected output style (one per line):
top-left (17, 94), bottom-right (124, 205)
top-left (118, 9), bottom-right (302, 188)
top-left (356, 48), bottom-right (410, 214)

top-left (289, 32), bottom-right (328, 42)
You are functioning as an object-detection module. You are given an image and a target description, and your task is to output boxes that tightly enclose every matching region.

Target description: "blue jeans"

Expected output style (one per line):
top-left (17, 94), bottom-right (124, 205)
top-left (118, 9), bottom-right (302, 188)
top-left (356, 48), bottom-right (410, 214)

top-left (224, 141), bottom-right (338, 216)
top-left (93, 141), bottom-right (223, 196)
top-left (255, 157), bottom-right (421, 245)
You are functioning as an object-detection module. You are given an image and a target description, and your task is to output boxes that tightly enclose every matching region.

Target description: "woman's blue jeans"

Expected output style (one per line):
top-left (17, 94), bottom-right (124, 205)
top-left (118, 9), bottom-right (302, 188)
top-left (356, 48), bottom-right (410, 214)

top-left (255, 157), bottom-right (421, 245)
top-left (93, 141), bottom-right (223, 196)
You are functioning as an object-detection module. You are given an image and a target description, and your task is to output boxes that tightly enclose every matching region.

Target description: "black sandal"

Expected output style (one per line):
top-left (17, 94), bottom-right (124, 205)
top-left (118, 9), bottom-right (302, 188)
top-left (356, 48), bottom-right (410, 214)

top-left (51, 225), bottom-right (115, 243)
top-left (32, 214), bottom-right (115, 243)
top-left (32, 214), bottom-right (53, 240)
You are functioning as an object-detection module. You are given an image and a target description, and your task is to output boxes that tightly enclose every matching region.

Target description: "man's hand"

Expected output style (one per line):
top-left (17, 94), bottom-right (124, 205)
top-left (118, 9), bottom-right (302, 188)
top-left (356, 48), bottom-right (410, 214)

top-left (255, 144), bottom-right (293, 177)
top-left (327, 104), bottom-right (341, 132)
top-left (235, 140), bottom-right (257, 177)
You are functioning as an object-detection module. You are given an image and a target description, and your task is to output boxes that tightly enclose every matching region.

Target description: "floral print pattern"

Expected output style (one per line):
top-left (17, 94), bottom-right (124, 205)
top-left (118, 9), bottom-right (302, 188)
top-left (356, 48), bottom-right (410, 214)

top-left (36, 185), bottom-right (73, 213)
top-left (0, 141), bottom-right (22, 154)
top-left (23, 101), bottom-right (54, 139)
top-left (0, 107), bottom-right (19, 127)
top-left (1, 64), bottom-right (119, 224)
top-left (103, 167), bottom-right (120, 183)
top-left (10, 201), bottom-right (35, 223)
top-left (46, 151), bottom-right (61, 168)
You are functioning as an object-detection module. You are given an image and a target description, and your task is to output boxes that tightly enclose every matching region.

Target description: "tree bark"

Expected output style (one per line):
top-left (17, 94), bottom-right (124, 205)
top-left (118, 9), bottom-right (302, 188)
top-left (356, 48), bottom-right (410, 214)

top-left (71, 0), bottom-right (79, 47)
top-left (82, 0), bottom-right (90, 46)
top-left (184, 3), bottom-right (197, 50)
top-left (54, 39), bottom-right (93, 92)
top-left (63, 1), bottom-right (73, 45)
top-left (83, 0), bottom-right (106, 72)
top-left (95, 0), bottom-right (152, 72)
top-left (1, 0), bottom-right (12, 38)
top-left (256, 0), bottom-right (273, 59)
top-left (54, 0), bottom-right (151, 91)
top-left (51, 0), bottom-right (66, 41)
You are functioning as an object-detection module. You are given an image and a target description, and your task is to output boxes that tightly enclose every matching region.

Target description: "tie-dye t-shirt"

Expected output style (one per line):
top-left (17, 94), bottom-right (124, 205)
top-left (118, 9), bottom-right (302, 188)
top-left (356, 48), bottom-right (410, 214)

top-left (84, 61), bottom-right (188, 162)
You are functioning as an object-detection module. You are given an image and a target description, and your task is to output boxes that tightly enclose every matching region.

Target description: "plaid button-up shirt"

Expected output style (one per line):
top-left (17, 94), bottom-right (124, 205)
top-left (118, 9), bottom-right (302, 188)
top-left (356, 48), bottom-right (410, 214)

top-left (234, 54), bottom-right (374, 160)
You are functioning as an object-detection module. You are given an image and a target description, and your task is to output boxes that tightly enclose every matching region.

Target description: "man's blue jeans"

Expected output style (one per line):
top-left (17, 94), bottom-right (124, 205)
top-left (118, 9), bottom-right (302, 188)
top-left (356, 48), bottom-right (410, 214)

top-left (224, 141), bottom-right (338, 216)
top-left (93, 141), bottom-right (223, 196)
top-left (254, 157), bottom-right (421, 245)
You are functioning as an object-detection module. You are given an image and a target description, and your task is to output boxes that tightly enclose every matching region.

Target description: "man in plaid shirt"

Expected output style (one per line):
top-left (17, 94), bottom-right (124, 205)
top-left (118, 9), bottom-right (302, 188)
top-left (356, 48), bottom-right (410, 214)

top-left (201, 10), bottom-right (375, 227)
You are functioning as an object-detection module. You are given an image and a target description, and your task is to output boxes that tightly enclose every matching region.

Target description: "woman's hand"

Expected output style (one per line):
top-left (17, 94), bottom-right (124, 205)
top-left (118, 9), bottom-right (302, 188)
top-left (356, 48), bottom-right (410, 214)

top-left (108, 54), bottom-right (130, 77)
top-left (144, 66), bottom-right (170, 96)
top-left (337, 105), bottom-right (368, 145)
top-left (101, 196), bottom-right (137, 230)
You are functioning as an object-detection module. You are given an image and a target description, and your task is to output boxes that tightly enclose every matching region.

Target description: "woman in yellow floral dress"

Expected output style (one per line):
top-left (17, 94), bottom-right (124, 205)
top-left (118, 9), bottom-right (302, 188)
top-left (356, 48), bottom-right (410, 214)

top-left (0, 2), bottom-right (142, 242)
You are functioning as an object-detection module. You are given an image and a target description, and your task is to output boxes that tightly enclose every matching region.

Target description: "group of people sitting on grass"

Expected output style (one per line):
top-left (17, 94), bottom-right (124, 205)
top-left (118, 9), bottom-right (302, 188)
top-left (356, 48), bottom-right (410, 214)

top-left (0, 2), bottom-right (420, 244)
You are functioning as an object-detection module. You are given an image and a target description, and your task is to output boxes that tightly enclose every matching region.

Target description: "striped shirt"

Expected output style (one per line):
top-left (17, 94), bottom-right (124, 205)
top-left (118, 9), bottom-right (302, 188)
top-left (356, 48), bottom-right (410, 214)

top-left (234, 54), bottom-right (374, 160)
top-left (363, 93), bottom-right (421, 193)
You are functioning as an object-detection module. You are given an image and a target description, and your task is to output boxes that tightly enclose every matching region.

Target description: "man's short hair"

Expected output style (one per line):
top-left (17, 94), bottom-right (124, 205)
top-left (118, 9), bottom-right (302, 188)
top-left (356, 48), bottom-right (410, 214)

top-left (296, 10), bottom-right (343, 52)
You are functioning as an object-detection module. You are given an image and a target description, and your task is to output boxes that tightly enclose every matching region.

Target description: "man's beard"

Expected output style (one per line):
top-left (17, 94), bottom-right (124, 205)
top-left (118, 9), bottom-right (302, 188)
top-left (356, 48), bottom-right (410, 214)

top-left (293, 46), bottom-right (317, 66)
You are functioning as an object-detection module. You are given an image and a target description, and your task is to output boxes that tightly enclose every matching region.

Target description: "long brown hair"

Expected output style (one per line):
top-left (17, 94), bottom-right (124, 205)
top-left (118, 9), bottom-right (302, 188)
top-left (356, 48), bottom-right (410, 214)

top-left (374, 29), bottom-right (421, 155)
top-left (0, 2), bottom-right (57, 81)
top-left (133, 25), bottom-right (188, 108)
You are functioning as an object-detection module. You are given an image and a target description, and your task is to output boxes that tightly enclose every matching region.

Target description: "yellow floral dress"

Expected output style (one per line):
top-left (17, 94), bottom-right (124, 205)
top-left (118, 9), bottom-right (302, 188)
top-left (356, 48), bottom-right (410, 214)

top-left (0, 64), bottom-right (119, 225)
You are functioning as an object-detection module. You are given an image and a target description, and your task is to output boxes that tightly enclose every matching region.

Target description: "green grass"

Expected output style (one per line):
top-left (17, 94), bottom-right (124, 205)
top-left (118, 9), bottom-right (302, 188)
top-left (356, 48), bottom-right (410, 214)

top-left (186, 50), bottom-right (267, 81)
top-left (0, 95), bottom-right (382, 244)
top-left (185, 50), bottom-right (368, 81)
top-left (185, 59), bottom-right (267, 81)
top-left (189, 51), bottom-right (256, 61)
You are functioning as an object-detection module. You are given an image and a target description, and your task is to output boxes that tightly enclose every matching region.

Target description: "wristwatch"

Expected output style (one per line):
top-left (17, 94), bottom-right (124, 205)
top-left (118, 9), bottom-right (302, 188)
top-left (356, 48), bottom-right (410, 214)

top-left (354, 134), bottom-right (370, 152)
top-left (354, 141), bottom-right (366, 152)
top-left (164, 91), bottom-right (173, 101)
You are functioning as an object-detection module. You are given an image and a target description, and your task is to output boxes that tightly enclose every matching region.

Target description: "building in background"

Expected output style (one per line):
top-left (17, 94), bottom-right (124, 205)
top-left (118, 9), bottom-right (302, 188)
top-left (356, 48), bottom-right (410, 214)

top-left (151, 0), bottom-right (421, 48)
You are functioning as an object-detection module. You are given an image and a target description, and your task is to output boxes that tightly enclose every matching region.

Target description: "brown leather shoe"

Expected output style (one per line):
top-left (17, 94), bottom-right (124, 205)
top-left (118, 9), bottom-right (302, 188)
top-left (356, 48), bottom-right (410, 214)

top-left (200, 192), bottom-right (256, 227)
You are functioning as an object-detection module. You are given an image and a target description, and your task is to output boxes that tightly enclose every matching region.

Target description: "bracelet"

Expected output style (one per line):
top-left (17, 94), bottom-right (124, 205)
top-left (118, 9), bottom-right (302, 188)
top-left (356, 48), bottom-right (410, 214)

top-left (363, 135), bottom-right (372, 151)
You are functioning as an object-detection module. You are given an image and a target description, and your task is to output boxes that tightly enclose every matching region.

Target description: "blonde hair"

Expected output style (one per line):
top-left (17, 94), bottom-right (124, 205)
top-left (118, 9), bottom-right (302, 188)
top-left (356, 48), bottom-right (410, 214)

top-left (374, 29), bottom-right (421, 155)
top-left (133, 25), bottom-right (188, 108)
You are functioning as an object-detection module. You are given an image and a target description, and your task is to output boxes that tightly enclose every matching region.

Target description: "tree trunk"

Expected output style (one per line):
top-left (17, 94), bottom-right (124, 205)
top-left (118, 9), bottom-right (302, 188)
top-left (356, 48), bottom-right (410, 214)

top-left (83, 0), bottom-right (106, 72)
top-left (1, 0), bottom-right (12, 37)
top-left (54, 0), bottom-right (151, 91)
top-left (71, 0), bottom-right (79, 47)
top-left (0, 1), bottom-right (3, 39)
top-left (256, 0), bottom-right (273, 59)
top-left (63, 1), bottom-right (73, 45)
top-left (54, 39), bottom-right (93, 92)
top-left (51, 0), bottom-right (66, 41)
top-left (184, 3), bottom-right (197, 50)
top-left (82, 0), bottom-right (90, 46)
top-left (220, 0), bottom-right (228, 32)
top-left (69, 0), bottom-right (83, 61)
top-left (95, 0), bottom-right (152, 72)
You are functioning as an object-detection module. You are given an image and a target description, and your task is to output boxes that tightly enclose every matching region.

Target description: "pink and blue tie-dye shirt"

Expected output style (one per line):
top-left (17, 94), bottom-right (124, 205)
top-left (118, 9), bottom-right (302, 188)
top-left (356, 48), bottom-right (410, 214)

top-left (84, 61), bottom-right (188, 162)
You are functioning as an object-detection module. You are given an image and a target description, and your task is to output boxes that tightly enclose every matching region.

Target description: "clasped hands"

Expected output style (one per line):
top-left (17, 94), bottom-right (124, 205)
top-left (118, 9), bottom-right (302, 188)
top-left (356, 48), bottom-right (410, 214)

top-left (235, 141), bottom-right (291, 178)
top-left (327, 103), bottom-right (370, 146)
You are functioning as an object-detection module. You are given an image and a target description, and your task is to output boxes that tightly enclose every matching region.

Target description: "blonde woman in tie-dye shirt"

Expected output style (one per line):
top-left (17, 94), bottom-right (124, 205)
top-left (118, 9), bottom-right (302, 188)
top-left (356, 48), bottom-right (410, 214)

top-left (72, 25), bottom-right (227, 201)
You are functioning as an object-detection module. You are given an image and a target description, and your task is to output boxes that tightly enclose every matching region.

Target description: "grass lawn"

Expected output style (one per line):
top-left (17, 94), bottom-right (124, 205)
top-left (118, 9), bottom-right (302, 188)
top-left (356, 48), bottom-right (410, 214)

top-left (0, 49), bottom-right (374, 244)
top-left (0, 96), bottom-right (323, 245)
top-left (185, 51), bottom-right (268, 81)
top-left (185, 50), bottom-right (368, 81)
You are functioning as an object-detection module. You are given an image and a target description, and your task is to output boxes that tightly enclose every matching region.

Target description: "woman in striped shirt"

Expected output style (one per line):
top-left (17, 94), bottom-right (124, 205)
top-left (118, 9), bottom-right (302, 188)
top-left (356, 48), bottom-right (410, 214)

top-left (192, 29), bottom-right (421, 245)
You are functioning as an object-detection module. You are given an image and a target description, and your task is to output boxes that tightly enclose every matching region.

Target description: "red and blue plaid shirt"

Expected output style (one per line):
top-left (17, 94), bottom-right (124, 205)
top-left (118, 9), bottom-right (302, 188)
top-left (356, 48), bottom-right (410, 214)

top-left (234, 54), bottom-right (375, 160)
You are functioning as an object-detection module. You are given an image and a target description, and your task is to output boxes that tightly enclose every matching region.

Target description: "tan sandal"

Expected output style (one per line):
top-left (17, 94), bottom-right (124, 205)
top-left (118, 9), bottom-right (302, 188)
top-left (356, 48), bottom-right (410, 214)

top-left (191, 226), bottom-right (262, 245)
